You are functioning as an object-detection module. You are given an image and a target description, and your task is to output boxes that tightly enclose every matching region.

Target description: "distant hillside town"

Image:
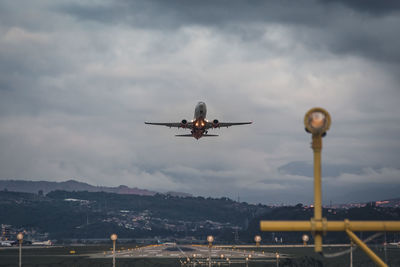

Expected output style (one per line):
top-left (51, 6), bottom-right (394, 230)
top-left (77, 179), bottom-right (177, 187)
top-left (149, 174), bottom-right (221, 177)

top-left (1, 183), bottom-right (400, 245)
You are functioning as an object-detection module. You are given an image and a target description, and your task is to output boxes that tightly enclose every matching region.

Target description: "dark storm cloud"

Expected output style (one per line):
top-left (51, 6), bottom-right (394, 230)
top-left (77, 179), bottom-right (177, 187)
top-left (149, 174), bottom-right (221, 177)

top-left (57, 0), bottom-right (400, 64)
top-left (321, 0), bottom-right (400, 15)
top-left (58, 0), bottom-right (324, 27)
top-left (0, 0), bottom-right (399, 204)
top-left (58, 0), bottom-right (400, 27)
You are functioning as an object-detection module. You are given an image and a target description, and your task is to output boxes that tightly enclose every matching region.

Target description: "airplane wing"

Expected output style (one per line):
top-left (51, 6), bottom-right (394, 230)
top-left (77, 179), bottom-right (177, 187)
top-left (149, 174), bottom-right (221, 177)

top-left (205, 121), bottom-right (252, 129)
top-left (145, 122), bottom-right (193, 128)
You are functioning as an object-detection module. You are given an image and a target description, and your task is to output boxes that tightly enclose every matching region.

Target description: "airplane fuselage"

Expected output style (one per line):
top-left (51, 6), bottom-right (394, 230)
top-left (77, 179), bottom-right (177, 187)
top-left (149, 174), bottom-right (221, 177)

top-left (192, 102), bottom-right (208, 139)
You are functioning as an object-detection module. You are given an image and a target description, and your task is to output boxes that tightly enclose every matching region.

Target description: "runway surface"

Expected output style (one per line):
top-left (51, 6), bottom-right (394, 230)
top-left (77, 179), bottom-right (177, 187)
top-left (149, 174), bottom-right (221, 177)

top-left (92, 243), bottom-right (287, 263)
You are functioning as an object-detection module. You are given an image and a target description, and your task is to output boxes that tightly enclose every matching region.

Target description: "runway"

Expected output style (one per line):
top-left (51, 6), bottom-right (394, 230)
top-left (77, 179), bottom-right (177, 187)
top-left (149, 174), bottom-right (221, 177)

top-left (92, 243), bottom-right (287, 262)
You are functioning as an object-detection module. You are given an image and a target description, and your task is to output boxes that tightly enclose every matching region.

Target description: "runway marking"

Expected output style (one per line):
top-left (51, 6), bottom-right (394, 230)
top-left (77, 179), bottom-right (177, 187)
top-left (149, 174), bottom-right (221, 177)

top-left (92, 244), bottom-right (288, 259)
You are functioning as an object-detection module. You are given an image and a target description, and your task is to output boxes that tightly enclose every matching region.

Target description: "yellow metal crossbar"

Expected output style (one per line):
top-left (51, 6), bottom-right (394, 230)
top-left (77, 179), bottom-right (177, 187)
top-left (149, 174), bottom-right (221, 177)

top-left (259, 219), bottom-right (400, 267)
top-left (260, 220), bottom-right (400, 232)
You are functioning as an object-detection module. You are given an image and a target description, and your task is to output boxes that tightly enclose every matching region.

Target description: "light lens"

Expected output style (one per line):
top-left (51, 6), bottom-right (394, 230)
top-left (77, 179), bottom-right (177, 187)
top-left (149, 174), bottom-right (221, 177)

top-left (17, 233), bottom-right (23, 240)
top-left (309, 112), bottom-right (326, 129)
top-left (302, 234), bottom-right (309, 242)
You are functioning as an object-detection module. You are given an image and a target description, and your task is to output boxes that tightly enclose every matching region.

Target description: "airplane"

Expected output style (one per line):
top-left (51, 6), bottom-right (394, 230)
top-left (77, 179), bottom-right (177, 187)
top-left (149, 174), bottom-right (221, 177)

top-left (32, 240), bottom-right (52, 246)
top-left (0, 241), bottom-right (12, 247)
top-left (145, 101), bottom-right (252, 139)
top-left (388, 241), bottom-right (400, 248)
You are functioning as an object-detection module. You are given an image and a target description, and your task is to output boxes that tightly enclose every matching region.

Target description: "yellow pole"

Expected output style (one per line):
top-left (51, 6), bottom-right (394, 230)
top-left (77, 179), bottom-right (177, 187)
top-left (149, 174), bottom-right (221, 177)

top-left (19, 240), bottom-right (22, 267)
top-left (345, 229), bottom-right (387, 267)
top-left (208, 243), bottom-right (212, 267)
top-left (312, 134), bottom-right (323, 252)
top-left (113, 240), bottom-right (116, 267)
top-left (313, 135), bottom-right (322, 220)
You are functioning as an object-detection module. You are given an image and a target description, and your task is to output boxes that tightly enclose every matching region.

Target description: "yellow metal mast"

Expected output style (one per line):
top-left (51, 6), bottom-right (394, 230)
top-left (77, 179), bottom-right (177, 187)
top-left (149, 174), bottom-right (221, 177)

top-left (259, 108), bottom-right (400, 267)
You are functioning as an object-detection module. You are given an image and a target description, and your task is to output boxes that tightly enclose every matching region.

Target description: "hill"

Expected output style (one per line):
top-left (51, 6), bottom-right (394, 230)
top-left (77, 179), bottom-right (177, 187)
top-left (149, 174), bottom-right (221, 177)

top-left (0, 190), bottom-right (269, 242)
top-left (0, 179), bottom-right (158, 196)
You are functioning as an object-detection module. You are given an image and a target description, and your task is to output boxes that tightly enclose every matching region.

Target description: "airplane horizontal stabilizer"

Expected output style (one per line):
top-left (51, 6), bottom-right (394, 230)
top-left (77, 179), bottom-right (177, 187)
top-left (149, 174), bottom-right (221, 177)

top-left (202, 134), bottom-right (219, 137)
top-left (175, 134), bottom-right (194, 137)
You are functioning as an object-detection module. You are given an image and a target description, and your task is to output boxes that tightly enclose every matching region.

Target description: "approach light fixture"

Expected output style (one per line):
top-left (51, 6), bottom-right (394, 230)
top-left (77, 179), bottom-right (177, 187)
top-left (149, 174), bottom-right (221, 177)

top-left (17, 232), bottom-right (23, 267)
top-left (110, 234), bottom-right (118, 267)
top-left (304, 107), bottom-right (331, 135)
top-left (110, 234), bottom-right (118, 241)
top-left (17, 232), bottom-right (23, 241)
top-left (207, 235), bottom-right (214, 267)
top-left (261, 107), bottom-right (400, 267)
top-left (302, 234), bottom-right (309, 245)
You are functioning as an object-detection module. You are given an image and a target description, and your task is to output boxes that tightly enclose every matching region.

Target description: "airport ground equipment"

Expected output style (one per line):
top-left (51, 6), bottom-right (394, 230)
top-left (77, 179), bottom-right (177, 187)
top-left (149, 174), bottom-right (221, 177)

top-left (260, 108), bottom-right (400, 267)
top-left (110, 233), bottom-right (118, 267)
top-left (207, 235), bottom-right (214, 267)
top-left (254, 235), bottom-right (261, 247)
top-left (17, 232), bottom-right (23, 267)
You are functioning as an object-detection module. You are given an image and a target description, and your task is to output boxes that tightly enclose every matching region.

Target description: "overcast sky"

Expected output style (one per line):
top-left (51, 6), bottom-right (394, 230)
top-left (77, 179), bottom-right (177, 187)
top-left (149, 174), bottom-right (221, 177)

top-left (1, 0), bottom-right (399, 205)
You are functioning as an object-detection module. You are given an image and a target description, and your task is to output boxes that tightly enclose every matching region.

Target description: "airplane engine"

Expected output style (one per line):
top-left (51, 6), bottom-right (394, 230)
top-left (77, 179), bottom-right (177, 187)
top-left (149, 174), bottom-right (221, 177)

top-left (212, 119), bottom-right (219, 128)
top-left (181, 119), bottom-right (188, 128)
